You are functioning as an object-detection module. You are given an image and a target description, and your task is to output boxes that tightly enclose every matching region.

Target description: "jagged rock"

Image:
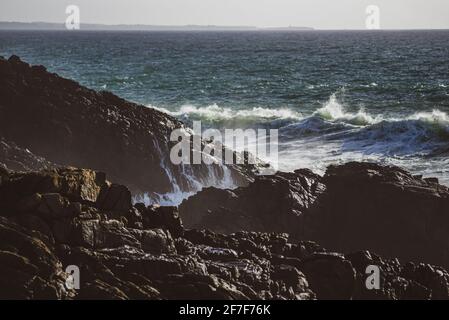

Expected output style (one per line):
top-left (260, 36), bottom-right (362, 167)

top-left (1, 166), bottom-right (449, 300)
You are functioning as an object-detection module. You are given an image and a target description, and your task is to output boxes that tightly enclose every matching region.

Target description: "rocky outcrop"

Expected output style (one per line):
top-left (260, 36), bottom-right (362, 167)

top-left (180, 169), bottom-right (325, 234)
top-left (0, 55), bottom-right (255, 197)
top-left (2, 166), bottom-right (448, 300)
top-left (180, 162), bottom-right (449, 269)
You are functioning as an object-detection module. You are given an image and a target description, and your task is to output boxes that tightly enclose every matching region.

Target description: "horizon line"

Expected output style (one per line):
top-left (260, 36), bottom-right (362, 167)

top-left (1, 21), bottom-right (449, 31)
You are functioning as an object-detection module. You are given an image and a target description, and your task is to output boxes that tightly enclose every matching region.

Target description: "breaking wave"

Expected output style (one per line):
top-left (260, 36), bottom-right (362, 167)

top-left (313, 93), bottom-right (381, 126)
top-left (151, 104), bottom-right (302, 128)
top-left (148, 93), bottom-right (449, 189)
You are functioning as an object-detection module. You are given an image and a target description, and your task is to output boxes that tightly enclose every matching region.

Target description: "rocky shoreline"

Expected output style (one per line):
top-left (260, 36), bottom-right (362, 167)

top-left (0, 55), bottom-right (256, 199)
top-left (1, 56), bottom-right (449, 300)
top-left (1, 166), bottom-right (449, 300)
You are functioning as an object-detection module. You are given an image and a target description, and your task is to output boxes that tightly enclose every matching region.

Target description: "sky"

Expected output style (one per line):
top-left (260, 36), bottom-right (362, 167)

top-left (1, 0), bottom-right (449, 30)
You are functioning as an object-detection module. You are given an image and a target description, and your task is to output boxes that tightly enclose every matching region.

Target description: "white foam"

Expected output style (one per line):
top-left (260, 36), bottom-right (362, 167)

top-left (314, 93), bottom-right (380, 126)
top-left (151, 103), bottom-right (302, 127)
top-left (407, 109), bottom-right (449, 133)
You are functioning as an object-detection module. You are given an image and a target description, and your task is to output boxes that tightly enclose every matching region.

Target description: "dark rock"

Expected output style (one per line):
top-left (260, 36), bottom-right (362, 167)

top-left (70, 219), bottom-right (141, 249)
top-left (196, 245), bottom-right (238, 262)
top-left (1, 165), bottom-right (449, 300)
top-left (130, 228), bottom-right (176, 254)
top-left (96, 183), bottom-right (132, 212)
top-left (300, 253), bottom-right (356, 300)
top-left (0, 137), bottom-right (56, 172)
top-left (180, 162), bottom-right (449, 270)
top-left (142, 205), bottom-right (184, 237)
top-left (0, 217), bottom-right (73, 299)
top-left (318, 162), bottom-right (449, 269)
top-left (77, 280), bottom-right (128, 300)
top-left (272, 264), bottom-right (309, 291)
top-left (179, 169), bottom-right (325, 234)
top-left (0, 167), bottom-right (108, 209)
top-left (401, 263), bottom-right (449, 300)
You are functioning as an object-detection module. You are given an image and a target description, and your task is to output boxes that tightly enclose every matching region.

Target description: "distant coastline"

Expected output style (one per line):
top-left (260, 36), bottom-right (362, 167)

top-left (0, 21), bottom-right (314, 31)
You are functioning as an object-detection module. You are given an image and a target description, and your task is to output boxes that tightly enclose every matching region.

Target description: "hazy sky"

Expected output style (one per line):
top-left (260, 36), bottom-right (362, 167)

top-left (1, 0), bottom-right (448, 29)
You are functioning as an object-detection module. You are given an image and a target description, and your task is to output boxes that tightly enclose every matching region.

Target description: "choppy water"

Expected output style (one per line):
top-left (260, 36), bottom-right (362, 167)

top-left (1, 30), bottom-right (449, 185)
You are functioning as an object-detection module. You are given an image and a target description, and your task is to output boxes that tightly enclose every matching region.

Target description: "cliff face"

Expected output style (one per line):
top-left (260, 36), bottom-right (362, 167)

top-left (1, 166), bottom-right (448, 300)
top-left (0, 56), bottom-right (252, 199)
top-left (180, 162), bottom-right (449, 270)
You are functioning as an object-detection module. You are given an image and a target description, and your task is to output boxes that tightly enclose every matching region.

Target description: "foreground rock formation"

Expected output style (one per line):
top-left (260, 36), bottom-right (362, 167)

top-left (1, 166), bottom-right (449, 300)
top-left (180, 162), bottom-right (449, 270)
top-left (0, 55), bottom-right (255, 198)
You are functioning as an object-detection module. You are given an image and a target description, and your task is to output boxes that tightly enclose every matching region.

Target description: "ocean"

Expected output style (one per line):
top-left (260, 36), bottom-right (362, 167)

top-left (1, 30), bottom-right (448, 185)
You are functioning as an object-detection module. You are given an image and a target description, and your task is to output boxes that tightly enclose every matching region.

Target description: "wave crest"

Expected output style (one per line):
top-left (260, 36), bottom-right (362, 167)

top-left (314, 93), bottom-right (380, 126)
top-left (151, 104), bottom-right (302, 128)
